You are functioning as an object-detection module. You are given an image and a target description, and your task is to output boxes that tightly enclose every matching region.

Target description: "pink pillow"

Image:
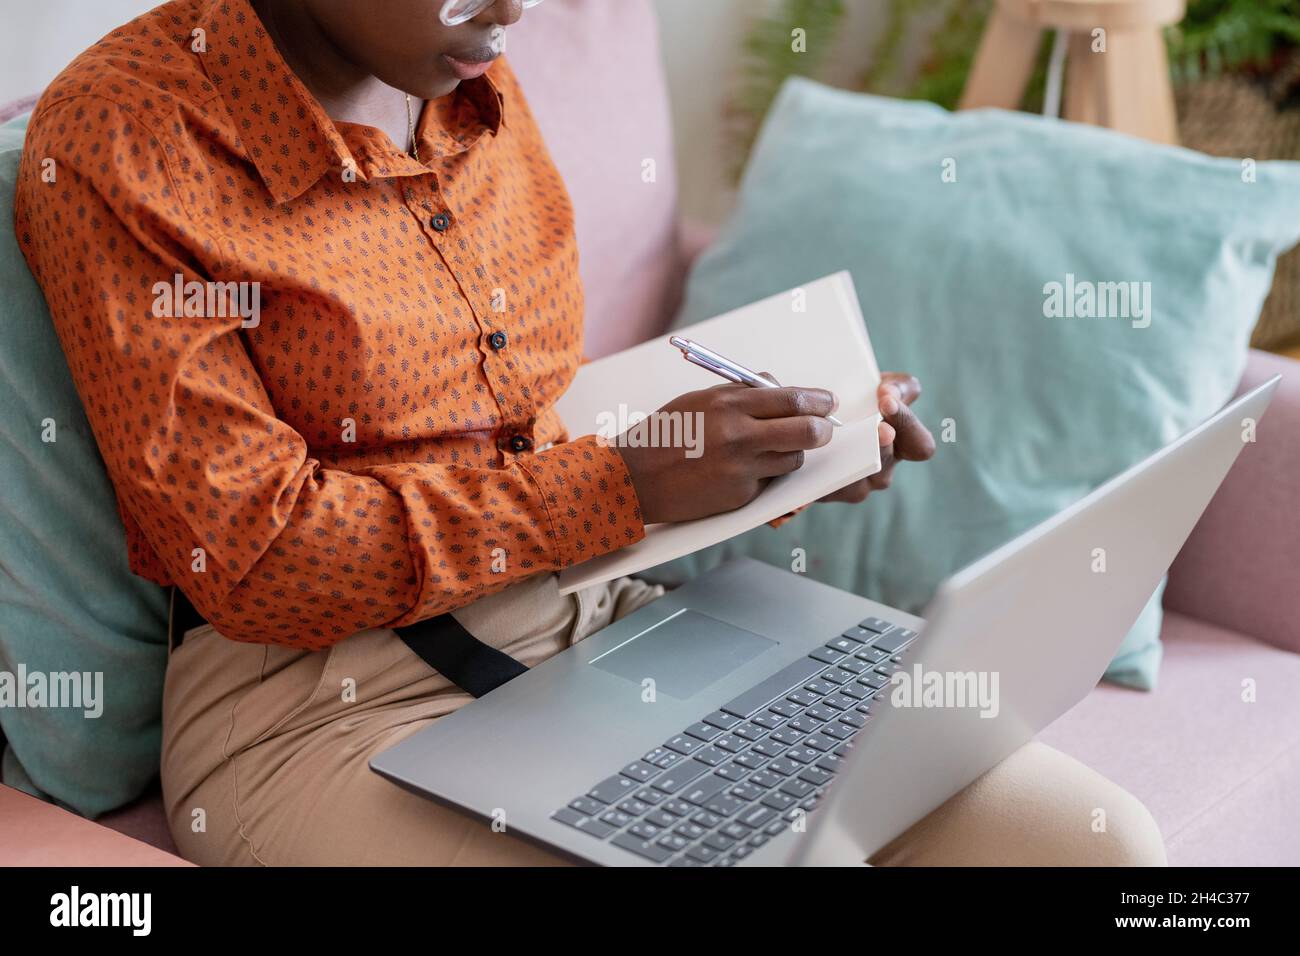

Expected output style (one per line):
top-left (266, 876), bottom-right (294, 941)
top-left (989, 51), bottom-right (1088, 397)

top-left (508, 0), bottom-right (684, 358)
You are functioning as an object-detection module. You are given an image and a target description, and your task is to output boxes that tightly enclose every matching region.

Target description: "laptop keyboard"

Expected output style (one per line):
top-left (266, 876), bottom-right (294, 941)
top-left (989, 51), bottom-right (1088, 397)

top-left (550, 615), bottom-right (918, 866)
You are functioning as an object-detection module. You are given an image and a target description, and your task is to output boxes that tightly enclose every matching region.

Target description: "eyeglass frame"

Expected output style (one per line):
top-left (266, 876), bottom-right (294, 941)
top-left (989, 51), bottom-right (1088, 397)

top-left (440, 0), bottom-right (545, 28)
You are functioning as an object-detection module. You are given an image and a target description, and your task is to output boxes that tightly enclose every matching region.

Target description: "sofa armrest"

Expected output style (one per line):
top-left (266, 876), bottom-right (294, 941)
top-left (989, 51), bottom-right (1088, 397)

top-left (1165, 349), bottom-right (1300, 654)
top-left (0, 784), bottom-right (191, 866)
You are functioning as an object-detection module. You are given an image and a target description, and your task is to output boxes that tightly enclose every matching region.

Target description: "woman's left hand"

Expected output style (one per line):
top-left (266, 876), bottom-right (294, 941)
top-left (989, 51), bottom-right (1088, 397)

top-left (818, 372), bottom-right (936, 504)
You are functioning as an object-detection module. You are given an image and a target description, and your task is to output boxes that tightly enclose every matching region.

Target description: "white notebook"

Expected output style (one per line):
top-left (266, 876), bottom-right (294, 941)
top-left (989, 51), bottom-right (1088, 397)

top-left (555, 270), bottom-right (882, 594)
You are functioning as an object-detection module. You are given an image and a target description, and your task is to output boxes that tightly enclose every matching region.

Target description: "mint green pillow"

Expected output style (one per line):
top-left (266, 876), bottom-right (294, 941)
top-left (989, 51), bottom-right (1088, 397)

top-left (0, 116), bottom-right (169, 816)
top-left (653, 80), bottom-right (1300, 690)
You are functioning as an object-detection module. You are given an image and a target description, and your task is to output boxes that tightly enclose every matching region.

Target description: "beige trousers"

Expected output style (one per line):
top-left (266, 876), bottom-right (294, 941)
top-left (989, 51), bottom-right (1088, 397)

top-left (160, 573), bottom-right (1166, 866)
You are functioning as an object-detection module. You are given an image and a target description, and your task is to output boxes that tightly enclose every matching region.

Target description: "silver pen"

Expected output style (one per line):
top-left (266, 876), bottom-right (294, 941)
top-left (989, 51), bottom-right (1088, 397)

top-left (669, 335), bottom-right (843, 427)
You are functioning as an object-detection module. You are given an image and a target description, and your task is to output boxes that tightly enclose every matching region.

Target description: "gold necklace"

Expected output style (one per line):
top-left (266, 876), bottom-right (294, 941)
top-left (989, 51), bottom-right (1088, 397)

top-left (405, 93), bottom-right (420, 163)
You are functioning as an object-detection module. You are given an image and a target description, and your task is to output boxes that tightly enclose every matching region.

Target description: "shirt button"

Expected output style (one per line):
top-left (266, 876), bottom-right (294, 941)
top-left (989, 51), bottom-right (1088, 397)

top-left (509, 435), bottom-right (531, 453)
top-left (431, 212), bottom-right (450, 232)
top-left (488, 331), bottom-right (508, 351)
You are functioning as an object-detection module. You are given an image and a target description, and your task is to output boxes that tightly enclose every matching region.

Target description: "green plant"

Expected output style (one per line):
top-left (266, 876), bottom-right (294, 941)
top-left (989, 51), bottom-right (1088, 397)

top-left (726, 0), bottom-right (845, 182)
top-left (1167, 0), bottom-right (1300, 84)
top-left (727, 0), bottom-right (1300, 180)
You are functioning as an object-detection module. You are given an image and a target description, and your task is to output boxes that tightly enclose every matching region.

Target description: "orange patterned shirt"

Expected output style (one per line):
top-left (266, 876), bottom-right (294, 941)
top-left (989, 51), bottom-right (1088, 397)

top-left (15, 0), bottom-right (645, 648)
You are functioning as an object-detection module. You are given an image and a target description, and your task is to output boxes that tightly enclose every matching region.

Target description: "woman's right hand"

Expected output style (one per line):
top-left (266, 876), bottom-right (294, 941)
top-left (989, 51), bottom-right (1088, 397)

top-left (614, 384), bottom-right (837, 524)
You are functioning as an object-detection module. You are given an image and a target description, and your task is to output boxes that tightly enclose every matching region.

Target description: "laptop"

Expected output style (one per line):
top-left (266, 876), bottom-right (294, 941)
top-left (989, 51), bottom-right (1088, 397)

top-left (371, 378), bottom-right (1279, 866)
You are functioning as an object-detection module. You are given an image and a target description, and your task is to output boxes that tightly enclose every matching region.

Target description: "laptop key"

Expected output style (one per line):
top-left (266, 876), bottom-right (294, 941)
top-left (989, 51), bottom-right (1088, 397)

top-left (858, 617), bottom-right (893, 633)
top-left (822, 695), bottom-right (854, 711)
top-left (806, 705), bottom-right (837, 723)
top-left (750, 711), bottom-right (784, 730)
top-left (642, 747), bottom-right (683, 769)
top-left (675, 821), bottom-right (707, 840)
top-left (721, 822), bottom-right (751, 841)
top-left (662, 799), bottom-right (693, 817)
top-left (809, 646), bottom-right (844, 665)
top-left (783, 747), bottom-right (818, 765)
top-left (645, 809), bottom-right (677, 828)
top-left (720, 656), bottom-right (827, 718)
top-left (829, 635), bottom-right (863, 652)
top-left (769, 726), bottom-right (804, 746)
top-left (588, 775), bottom-right (638, 805)
top-left (715, 762), bottom-right (749, 782)
top-left (568, 796), bottom-right (605, 816)
top-left (551, 807), bottom-right (616, 839)
top-left (804, 679), bottom-right (835, 696)
top-left (765, 820), bottom-right (787, 836)
top-left (872, 630), bottom-right (914, 654)
top-left (600, 809), bottom-right (634, 828)
top-left (749, 771), bottom-right (783, 790)
top-left (819, 669), bottom-right (849, 686)
top-left (786, 689), bottom-right (819, 707)
top-left (788, 714), bottom-right (821, 734)
top-left (694, 746), bottom-right (729, 767)
top-left (762, 792), bottom-right (796, 811)
top-left (692, 809), bottom-right (724, 828)
top-left (779, 778), bottom-right (814, 798)
top-left (836, 658), bottom-right (867, 675)
top-left (739, 805), bottom-right (777, 830)
top-left (664, 735), bottom-right (703, 756)
top-left (688, 844), bottom-right (722, 863)
top-left (703, 710), bottom-right (741, 730)
top-left (657, 833), bottom-right (690, 853)
top-left (620, 761), bottom-right (658, 782)
top-left (713, 735), bottom-right (747, 754)
top-left (855, 647), bottom-right (890, 664)
top-left (733, 722), bottom-right (767, 741)
top-left (768, 700), bottom-right (802, 718)
top-left (703, 832), bottom-right (735, 851)
top-left (685, 721), bottom-right (723, 742)
top-left (636, 787), bottom-right (665, 805)
top-left (704, 793), bottom-right (748, 817)
top-left (734, 752), bottom-right (767, 770)
top-left (802, 734), bottom-right (835, 752)
top-left (838, 711), bottom-right (867, 729)
top-left (767, 757), bottom-right (799, 776)
top-left (611, 831), bottom-right (674, 862)
top-left (841, 683), bottom-right (871, 701)
top-left (681, 774), bottom-right (730, 806)
top-left (752, 739), bottom-right (787, 758)
top-left (628, 821), bottom-right (661, 840)
top-left (798, 767), bottom-right (834, 787)
top-left (820, 722), bottom-right (854, 740)
top-left (651, 759), bottom-right (711, 794)
top-left (730, 782), bottom-right (764, 802)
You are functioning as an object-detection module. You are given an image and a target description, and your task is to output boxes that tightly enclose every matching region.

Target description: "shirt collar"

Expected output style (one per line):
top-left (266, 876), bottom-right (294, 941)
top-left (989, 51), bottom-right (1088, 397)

top-left (197, 0), bottom-right (505, 204)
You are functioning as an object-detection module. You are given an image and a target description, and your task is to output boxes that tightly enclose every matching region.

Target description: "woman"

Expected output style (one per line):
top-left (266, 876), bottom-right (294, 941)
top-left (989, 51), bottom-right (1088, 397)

top-left (15, 0), bottom-right (1164, 866)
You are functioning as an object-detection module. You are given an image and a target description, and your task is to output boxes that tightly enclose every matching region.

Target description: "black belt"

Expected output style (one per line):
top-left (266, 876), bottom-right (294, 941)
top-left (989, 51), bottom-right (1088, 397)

top-left (168, 587), bottom-right (527, 698)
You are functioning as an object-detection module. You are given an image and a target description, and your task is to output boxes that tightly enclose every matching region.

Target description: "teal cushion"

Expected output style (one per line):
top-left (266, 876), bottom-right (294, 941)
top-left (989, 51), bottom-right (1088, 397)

top-left (0, 115), bottom-right (169, 816)
top-left (654, 80), bottom-right (1300, 690)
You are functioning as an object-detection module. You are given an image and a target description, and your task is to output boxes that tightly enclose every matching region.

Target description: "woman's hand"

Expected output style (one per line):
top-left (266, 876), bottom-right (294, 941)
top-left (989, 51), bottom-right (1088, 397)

top-left (615, 384), bottom-right (838, 524)
top-left (818, 372), bottom-right (935, 504)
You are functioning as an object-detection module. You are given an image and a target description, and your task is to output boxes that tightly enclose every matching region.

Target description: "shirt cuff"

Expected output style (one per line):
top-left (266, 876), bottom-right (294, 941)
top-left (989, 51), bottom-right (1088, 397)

top-left (516, 435), bottom-right (646, 568)
top-left (768, 504), bottom-right (810, 529)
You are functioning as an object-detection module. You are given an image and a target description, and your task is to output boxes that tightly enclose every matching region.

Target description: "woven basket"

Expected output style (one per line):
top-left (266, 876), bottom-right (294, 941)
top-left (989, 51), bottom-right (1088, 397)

top-left (1176, 74), bottom-right (1300, 351)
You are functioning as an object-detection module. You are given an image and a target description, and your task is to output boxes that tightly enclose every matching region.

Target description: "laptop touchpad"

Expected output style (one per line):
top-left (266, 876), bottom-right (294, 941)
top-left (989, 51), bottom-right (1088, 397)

top-left (589, 609), bottom-right (776, 700)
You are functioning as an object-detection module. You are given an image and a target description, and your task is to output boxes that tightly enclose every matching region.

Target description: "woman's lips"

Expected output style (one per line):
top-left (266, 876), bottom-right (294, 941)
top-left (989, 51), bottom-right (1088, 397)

top-left (443, 52), bottom-right (497, 80)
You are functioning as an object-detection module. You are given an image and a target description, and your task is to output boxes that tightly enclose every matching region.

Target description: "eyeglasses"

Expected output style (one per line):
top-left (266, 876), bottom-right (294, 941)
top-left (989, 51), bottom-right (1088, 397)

top-left (440, 0), bottom-right (545, 28)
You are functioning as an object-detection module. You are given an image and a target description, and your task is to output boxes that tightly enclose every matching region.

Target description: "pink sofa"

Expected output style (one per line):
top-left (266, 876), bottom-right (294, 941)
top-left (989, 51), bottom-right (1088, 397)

top-left (3, 0), bottom-right (1298, 866)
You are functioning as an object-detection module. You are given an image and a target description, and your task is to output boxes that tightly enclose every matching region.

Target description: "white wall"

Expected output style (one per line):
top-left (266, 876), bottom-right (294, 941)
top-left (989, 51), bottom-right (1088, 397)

top-left (0, 0), bottom-right (885, 224)
top-left (0, 0), bottom-right (154, 104)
